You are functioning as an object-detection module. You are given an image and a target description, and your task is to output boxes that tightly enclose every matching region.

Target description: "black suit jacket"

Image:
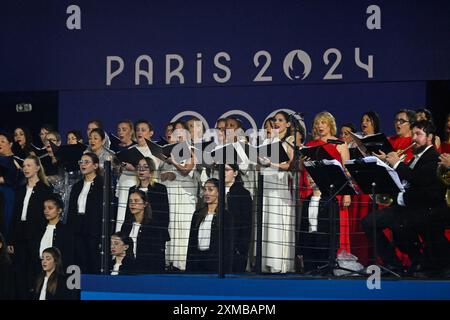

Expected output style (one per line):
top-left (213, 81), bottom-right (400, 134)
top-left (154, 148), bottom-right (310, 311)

top-left (126, 183), bottom-right (170, 243)
top-left (121, 220), bottom-right (165, 273)
top-left (36, 222), bottom-right (75, 268)
top-left (395, 146), bottom-right (446, 208)
top-left (9, 181), bottom-right (53, 244)
top-left (186, 208), bottom-right (233, 273)
top-left (67, 175), bottom-right (104, 238)
top-left (32, 274), bottom-right (79, 300)
top-left (226, 182), bottom-right (252, 254)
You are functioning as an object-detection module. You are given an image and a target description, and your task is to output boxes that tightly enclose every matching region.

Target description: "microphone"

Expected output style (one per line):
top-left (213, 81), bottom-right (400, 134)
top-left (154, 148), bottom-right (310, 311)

top-left (326, 139), bottom-right (345, 145)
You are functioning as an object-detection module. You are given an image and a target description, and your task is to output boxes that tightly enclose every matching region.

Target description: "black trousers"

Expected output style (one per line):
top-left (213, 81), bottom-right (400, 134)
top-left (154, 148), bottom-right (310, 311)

top-left (12, 239), bottom-right (39, 299)
top-left (73, 234), bottom-right (101, 274)
top-left (362, 205), bottom-right (450, 269)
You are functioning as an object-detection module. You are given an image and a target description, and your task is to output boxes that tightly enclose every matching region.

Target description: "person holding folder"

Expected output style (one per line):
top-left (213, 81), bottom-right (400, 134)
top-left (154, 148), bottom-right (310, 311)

top-left (376, 109), bottom-right (415, 163)
top-left (85, 128), bottom-right (112, 169)
top-left (159, 120), bottom-right (197, 271)
top-left (114, 120), bottom-right (138, 232)
top-left (304, 111), bottom-right (352, 256)
top-left (259, 111), bottom-right (295, 273)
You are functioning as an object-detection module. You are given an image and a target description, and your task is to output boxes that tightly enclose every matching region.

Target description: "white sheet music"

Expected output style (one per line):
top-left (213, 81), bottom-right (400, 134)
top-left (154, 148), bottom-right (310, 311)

top-left (345, 156), bottom-right (405, 192)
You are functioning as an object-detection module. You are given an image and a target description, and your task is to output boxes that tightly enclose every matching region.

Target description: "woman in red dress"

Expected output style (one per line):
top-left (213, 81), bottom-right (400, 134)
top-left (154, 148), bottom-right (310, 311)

top-left (304, 111), bottom-right (352, 255)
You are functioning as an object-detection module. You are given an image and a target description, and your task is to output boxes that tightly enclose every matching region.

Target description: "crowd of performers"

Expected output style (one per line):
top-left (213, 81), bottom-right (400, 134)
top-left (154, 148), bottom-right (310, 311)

top-left (1, 108), bottom-right (450, 299)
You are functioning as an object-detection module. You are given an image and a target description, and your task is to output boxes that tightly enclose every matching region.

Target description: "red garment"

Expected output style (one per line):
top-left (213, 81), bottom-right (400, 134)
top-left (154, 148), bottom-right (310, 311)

top-left (388, 135), bottom-right (419, 266)
top-left (304, 139), bottom-right (351, 254)
top-left (348, 193), bottom-right (371, 266)
top-left (441, 142), bottom-right (450, 154)
top-left (388, 135), bottom-right (414, 162)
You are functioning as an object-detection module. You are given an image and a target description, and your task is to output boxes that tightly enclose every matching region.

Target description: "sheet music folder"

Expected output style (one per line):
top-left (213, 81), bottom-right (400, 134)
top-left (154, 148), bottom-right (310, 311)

top-left (345, 156), bottom-right (404, 195)
top-left (299, 144), bottom-right (335, 161)
top-left (244, 140), bottom-right (290, 164)
top-left (51, 142), bottom-right (87, 172)
top-left (146, 139), bottom-right (191, 162)
top-left (304, 159), bottom-right (357, 197)
top-left (349, 132), bottom-right (394, 155)
top-left (115, 146), bottom-right (145, 167)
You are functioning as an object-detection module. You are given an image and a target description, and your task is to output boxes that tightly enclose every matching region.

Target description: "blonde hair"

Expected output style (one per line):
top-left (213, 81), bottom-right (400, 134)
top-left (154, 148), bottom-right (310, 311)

top-left (118, 119), bottom-right (136, 141)
top-left (313, 111), bottom-right (337, 137)
top-left (25, 155), bottom-right (49, 186)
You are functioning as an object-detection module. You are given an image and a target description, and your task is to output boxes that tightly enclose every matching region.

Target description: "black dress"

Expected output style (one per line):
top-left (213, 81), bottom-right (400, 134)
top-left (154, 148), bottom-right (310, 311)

top-left (67, 175), bottom-right (104, 274)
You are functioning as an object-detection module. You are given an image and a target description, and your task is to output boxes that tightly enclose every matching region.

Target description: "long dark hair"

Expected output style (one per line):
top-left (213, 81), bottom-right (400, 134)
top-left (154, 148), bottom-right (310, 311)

top-left (36, 247), bottom-right (64, 296)
top-left (228, 164), bottom-right (243, 185)
top-left (129, 190), bottom-right (153, 223)
top-left (111, 231), bottom-right (134, 257)
top-left (82, 152), bottom-right (101, 176)
top-left (196, 178), bottom-right (219, 228)
top-left (274, 111), bottom-right (292, 140)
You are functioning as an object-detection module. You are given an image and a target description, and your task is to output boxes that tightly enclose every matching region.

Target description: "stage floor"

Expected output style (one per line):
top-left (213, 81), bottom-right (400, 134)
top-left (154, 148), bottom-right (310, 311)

top-left (81, 274), bottom-right (450, 300)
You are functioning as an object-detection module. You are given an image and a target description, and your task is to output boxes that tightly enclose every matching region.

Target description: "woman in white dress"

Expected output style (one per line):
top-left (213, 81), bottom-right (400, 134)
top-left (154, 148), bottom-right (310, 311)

top-left (115, 119), bottom-right (160, 231)
top-left (160, 120), bottom-right (197, 271)
top-left (114, 120), bottom-right (137, 232)
top-left (259, 111), bottom-right (295, 273)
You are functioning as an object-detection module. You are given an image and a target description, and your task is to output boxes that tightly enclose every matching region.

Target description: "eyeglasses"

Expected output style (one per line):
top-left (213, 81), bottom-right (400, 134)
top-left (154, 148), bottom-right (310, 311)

top-left (78, 160), bottom-right (92, 165)
top-left (136, 165), bottom-right (150, 171)
top-left (394, 119), bottom-right (409, 125)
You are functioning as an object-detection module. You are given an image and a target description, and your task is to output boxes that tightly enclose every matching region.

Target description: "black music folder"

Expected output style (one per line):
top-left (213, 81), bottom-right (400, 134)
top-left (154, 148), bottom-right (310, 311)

top-left (345, 156), bottom-right (404, 195)
top-left (207, 143), bottom-right (246, 165)
top-left (51, 142), bottom-right (87, 172)
top-left (299, 144), bottom-right (335, 161)
top-left (349, 147), bottom-right (364, 160)
top-left (146, 139), bottom-right (191, 162)
top-left (11, 142), bottom-right (27, 160)
top-left (30, 143), bottom-right (48, 157)
top-left (109, 133), bottom-right (137, 153)
top-left (349, 132), bottom-right (394, 155)
top-left (115, 146), bottom-right (145, 167)
top-left (244, 140), bottom-right (290, 164)
top-left (304, 159), bottom-right (357, 197)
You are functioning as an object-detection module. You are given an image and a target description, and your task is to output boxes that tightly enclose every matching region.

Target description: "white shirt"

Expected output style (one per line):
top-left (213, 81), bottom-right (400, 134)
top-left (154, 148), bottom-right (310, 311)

top-left (39, 277), bottom-right (49, 300)
top-left (129, 222), bottom-right (141, 257)
top-left (308, 196), bottom-right (321, 233)
top-left (21, 187), bottom-right (34, 221)
top-left (198, 214), bottom-right (215, 251)
top-left (77, 181), bottom-right (93, 214)
top-left (396, 145), bottom-right (433, 206)
top-left (111, 261), bottom-right (122, 276)
top-left (39, 224), bottom-right (56, 258)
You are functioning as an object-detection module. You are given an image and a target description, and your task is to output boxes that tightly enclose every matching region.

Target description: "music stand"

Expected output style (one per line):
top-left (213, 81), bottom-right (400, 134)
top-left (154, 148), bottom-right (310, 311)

top-left (303, 159), bottom-right (359, 276)
top-left (346, 156), bottom-right (405, 277)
